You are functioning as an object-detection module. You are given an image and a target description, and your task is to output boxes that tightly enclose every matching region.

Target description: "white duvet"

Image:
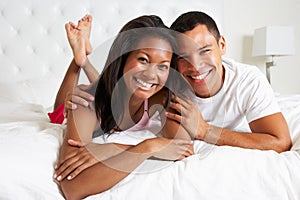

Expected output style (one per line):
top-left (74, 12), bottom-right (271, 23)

top-left (0, 95), bottom-right (300, 200)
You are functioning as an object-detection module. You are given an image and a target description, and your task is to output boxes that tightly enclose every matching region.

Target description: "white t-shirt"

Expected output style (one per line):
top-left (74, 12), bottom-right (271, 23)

top-left (192, 57), bottom-right (280, 132)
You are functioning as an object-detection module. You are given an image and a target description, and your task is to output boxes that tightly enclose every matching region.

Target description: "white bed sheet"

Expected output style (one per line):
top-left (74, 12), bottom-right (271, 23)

top-left (0, 94), bottom-right (300, 200)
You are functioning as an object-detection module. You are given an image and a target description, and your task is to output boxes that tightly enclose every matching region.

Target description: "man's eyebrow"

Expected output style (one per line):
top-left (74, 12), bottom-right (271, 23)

top-left (178, 44), bottom-right (213, 56)
top-left (198, 44), bottom-right (212, 51)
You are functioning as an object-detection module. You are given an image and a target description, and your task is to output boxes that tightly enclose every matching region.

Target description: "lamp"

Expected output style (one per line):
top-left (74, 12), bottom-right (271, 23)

top-left (252, 26), bottom-right (295, 83)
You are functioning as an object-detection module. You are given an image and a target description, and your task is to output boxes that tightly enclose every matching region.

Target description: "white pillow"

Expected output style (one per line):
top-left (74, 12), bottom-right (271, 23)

top-left (0, 78), bottom-right (61, 108)
top-left (0, 81), bottom-right (37, 104)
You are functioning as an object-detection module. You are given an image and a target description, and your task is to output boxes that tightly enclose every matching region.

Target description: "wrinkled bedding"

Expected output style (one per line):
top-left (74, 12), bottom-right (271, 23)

top-left (0, 94), bottom-right (300, 200)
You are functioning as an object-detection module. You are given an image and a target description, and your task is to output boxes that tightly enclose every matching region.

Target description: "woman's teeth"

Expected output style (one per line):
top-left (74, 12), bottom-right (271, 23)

top-left (191, 71), bottom-right (209, 80)
top-left (136, 78), bottom-right (153, 88)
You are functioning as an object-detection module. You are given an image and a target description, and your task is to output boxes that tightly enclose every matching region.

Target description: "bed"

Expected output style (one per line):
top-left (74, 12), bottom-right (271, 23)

top-left (1, 0), bottom-right (300, 199)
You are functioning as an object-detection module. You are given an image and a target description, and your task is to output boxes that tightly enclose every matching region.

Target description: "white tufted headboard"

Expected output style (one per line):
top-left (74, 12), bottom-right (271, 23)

top-left (0, 0), bottom-right (223, 108)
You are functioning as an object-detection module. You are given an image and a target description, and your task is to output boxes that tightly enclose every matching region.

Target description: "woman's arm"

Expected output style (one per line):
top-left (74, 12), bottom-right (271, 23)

top-left (81, 58), bottom-right (99, 83)
top-left (57, 105), bottom-right (192, 200)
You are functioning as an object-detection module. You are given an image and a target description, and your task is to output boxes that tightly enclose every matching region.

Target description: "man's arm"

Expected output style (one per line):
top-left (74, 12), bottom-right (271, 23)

top-left (166, 96), bottom-right (292, 153)
top-left (203, 112), bottom-right (292, 152)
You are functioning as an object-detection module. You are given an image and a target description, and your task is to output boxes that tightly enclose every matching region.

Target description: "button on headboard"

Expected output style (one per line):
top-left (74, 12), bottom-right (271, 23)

top-left (0, 0), bottom-right (223, 107)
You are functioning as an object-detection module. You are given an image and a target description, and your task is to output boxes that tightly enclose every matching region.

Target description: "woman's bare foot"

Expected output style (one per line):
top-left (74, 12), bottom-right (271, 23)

top-left (77, 14), bottom-right (93, 55)
top-left (65, 14), bottom-right (93, 67)
top-left (65, 22), bottom-right (87, 67)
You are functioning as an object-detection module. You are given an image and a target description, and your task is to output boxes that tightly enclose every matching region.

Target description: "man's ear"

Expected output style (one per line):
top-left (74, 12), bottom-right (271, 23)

top-left (218, 35), bottom-right (226, 55)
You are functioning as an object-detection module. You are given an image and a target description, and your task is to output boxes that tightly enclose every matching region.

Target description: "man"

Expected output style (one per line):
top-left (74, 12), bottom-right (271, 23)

top-left (66, 11), bottom-right (291, 153)
top-left (165, 11), bottom-right (291, 152)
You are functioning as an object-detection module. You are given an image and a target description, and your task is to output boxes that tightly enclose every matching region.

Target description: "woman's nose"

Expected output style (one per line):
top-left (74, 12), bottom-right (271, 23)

top-left (142, 64), bottom-right (157, 79)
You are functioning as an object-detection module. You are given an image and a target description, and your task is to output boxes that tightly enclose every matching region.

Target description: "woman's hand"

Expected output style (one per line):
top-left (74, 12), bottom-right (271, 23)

top-left (144, 137), bottom-right (194, 160)
top-left (54, 140), bottom-right (98, 181)
top-left (55, 139), bottom-right (132, 181)
top-left (165, 95), bottom-right (209, 140)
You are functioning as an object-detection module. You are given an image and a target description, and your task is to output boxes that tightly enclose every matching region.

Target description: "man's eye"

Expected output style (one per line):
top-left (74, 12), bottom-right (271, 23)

top-left (158, 65), bottom-right (169, 70)
top-left (200, 49), bottom-right (211, 55)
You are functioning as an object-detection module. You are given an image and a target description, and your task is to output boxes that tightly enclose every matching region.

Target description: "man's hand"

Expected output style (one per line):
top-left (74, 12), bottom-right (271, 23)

top-left (64, 84), bottom-right (95, 117)
top-left (165, 95), bottom-right (209, 140)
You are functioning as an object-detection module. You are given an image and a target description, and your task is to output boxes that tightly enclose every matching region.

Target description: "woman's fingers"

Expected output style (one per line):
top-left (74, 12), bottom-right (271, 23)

top-left (55, 154), bottom-right (80, 179)
top-left (173, 139), bottom-right (193, 145)
top-left (55, 150), bottom-right (78, 170)
top-left (68, 139), bottom-right (84, 147)
top-left (67, 160), bottom-right (95, 180)
top-left (55, 157), bottom-right (85, 181)
top-left (55, 140), bottom-right (84, 170)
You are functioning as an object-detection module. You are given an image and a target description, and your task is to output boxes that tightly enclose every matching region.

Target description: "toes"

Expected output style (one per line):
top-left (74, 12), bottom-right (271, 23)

top-left (69, 22), bottom-right (76, 29)
top-left (86, 14), bottom-right (92, 22)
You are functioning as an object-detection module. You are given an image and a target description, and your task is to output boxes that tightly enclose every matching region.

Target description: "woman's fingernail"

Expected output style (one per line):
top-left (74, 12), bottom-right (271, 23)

top-left (67, 176), bottom-right (72, 180)
top-left (54, 164), bottom-right (58, 169)
top-left (57, 176), bottom-right (62, 181)
top-left (53, 173), bottom-right (57, 179)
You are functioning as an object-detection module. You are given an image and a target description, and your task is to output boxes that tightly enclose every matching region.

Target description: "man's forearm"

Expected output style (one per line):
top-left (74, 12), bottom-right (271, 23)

top-left (203, 125), bottom-right (291, 153)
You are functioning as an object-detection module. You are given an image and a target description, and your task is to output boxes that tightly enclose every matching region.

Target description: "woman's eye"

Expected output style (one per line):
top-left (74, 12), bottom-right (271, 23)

top-left (177, 55), bottom-right (187, 61)
top-left (138, 57), bottom-right (148, 63)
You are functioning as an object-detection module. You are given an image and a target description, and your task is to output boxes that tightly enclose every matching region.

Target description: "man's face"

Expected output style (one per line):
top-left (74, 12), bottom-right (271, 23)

top-left (176, 25), bottom-right (226, 98)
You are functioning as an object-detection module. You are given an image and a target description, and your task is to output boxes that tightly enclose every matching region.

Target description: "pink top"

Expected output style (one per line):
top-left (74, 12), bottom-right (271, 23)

top-left (48, 99), bottom-right (155, 132)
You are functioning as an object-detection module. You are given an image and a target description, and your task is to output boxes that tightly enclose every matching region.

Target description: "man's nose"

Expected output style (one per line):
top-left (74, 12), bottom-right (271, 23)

top-left (187, 55), bottom-right (203, 71)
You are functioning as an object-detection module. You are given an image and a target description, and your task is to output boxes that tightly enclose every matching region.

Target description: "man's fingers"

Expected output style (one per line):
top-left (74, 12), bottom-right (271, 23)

top-left (168, 102), bottom-right (182, 114)
top-left (74, 88), bottom-right (94, 101)
top-left (171, 95), bottom-right (191, 109)
top-left (65, 100), bottom-right (77, 110)
top-left (165, 111), bottom-right (182, 123)
top-left (78, 83), bottom-right (95, 93)
top-left (71, 95), bottom-right (89, 107)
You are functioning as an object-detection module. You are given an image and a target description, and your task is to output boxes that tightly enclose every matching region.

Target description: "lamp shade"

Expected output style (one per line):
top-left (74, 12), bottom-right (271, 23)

top-left (252, 26), bottom-right (295, 57)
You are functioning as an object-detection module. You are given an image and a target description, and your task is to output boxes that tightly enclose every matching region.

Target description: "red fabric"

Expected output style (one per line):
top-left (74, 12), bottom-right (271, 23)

top-left (48, 103), bottom-right (65, 124)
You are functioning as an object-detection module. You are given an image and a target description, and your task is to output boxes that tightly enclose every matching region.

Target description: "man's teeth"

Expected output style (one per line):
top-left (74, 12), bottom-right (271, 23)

top-left (191, 71), bottom-right (209, 80)
top-left (136, 78), bottom-right (153, 88)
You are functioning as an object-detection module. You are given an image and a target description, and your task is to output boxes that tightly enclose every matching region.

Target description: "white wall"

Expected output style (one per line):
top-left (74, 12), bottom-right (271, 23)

top-left (223, 0), bottom-right (300, 94)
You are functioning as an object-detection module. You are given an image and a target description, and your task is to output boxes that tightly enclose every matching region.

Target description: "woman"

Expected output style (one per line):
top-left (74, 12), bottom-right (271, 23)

top-left (54, 14), bottom-right (193, 200)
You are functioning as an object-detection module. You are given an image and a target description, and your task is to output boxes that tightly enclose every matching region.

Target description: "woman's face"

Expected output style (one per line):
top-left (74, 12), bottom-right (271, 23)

top-left (123, 37), bottom-right (172, 100)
